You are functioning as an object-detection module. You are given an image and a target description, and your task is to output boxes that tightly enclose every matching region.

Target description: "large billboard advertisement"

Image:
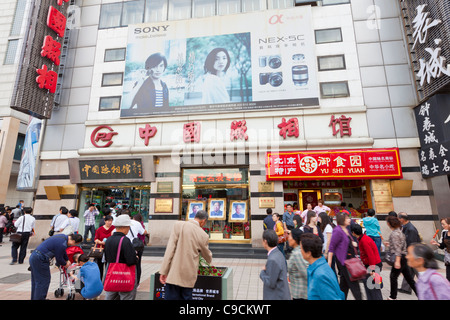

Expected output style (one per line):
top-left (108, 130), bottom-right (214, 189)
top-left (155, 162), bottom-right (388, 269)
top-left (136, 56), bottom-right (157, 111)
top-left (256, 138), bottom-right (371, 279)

top-left (121, 6), bottom-right (319, 117)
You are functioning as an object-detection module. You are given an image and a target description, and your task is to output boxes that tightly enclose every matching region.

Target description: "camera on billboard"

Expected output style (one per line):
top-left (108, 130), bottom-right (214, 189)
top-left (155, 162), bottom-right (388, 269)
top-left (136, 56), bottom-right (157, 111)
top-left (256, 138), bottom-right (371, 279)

top-left (259, 55), bottom-right (282, 69)
top-left (259, 72), bottom-right (283, 87)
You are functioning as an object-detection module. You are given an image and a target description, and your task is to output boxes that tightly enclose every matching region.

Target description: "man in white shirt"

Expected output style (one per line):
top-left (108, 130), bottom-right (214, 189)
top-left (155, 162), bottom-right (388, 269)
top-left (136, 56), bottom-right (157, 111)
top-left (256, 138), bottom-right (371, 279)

top-left (50, 206), bottom-right (70, 234)
top-left (10, 207), bottom-right (36, 265)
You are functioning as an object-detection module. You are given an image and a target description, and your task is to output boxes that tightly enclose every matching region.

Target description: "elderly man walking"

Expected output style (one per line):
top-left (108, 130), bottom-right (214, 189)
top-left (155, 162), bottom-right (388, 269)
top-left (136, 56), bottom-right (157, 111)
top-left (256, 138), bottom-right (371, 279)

top-left (159, 210), bottom-right (212, 300)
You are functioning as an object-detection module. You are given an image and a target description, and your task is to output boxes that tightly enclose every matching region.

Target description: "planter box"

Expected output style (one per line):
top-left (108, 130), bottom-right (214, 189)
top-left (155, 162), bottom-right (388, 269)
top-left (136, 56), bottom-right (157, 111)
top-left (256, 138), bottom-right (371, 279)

top-left (150, 267), bottom-right (233, 300)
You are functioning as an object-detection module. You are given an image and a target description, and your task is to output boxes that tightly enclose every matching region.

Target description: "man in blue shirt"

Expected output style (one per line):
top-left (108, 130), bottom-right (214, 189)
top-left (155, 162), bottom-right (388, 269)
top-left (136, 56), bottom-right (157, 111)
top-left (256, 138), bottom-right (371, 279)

top-left (29, 233), bottom-right (82, 300)
top-left (300, 233), bottom-right (344, 300)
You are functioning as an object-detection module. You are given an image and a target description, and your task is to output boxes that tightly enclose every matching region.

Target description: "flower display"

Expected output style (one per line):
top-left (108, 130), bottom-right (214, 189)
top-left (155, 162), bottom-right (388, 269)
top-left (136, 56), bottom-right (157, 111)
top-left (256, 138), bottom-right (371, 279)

top-left (198, 256), bottom-right (225, 277)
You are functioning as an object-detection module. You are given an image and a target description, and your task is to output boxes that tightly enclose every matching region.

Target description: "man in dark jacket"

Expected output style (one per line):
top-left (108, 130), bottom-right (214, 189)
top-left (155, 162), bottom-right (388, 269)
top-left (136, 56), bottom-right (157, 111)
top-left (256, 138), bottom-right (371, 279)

top-left (263, 208), bottom-right (274, 231)
top-left (29, 233), bottom-right (82, 300)
top-left (259, 230), bottom-right (291, 300)
top-left (399, 212), bottom-right (421, 294)
top-left (104, 214), bottom-right (138, 300)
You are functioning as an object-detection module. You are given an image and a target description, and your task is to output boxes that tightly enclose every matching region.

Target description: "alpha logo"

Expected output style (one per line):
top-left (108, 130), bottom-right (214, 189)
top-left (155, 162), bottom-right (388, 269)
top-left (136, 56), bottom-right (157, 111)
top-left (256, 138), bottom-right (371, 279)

top-left (90, 125), bottom-right (118, 148)
top-left (269, 14), bottom-right (284, 24)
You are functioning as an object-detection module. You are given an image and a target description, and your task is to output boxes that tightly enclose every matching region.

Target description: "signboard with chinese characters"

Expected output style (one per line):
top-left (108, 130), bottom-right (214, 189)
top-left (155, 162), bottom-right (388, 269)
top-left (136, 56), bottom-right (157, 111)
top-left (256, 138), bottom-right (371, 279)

top-left (79, 159), bottom-right (143, 180)
top-left (11, 0), bottom-right (69, 119)
top-left (182, 168), bottom-right (248, 185)
top-left (400, 0), bottom-right (450, 100)
top-left (68, 156), bottom-right (155, 184)
top-left (266, 148), bottom-right (402, 180)
top-left (414, 94), bottom-right (450, 178)
top-left (121, 6), bottom-right (319, 117)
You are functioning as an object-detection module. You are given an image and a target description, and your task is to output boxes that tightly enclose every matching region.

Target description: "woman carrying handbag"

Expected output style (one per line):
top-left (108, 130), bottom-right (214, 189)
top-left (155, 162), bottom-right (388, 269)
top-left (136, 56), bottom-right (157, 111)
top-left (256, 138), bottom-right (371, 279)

top-left (93, 215), bottom-right (115, 281)
top-left (328, 212), bottom-right (363, 300)
top-left (272, 213), bottom-right (288, 257)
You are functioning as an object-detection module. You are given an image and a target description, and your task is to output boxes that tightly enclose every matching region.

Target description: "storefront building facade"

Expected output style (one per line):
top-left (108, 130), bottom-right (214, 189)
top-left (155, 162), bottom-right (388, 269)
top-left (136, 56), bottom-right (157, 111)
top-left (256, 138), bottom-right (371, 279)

top-left (11, 0), bottom-right (440, 248)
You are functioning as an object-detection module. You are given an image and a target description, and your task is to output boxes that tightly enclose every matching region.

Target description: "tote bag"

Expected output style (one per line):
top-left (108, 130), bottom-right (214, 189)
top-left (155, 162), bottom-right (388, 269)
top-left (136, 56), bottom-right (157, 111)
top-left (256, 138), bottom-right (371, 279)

top-left (103, 236), bottom-right (136, 292)
top-left (344, 234), bottom-right (367, 282)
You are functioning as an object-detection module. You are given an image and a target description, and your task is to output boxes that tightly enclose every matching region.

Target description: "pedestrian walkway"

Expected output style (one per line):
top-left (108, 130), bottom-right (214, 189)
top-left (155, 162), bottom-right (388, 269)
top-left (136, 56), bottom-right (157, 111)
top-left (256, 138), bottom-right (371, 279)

top-left (0, 237), bottom-right (446, 300)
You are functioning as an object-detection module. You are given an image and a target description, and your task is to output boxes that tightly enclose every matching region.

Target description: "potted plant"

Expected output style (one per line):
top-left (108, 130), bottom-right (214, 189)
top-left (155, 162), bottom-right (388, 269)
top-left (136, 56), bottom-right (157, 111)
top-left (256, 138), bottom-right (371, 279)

top-left (222, 224), bottom-right (232, 238)
top-left (233, 223), bottom-right (243, 235)
top-left (244, 222), bottom-right (251, 239)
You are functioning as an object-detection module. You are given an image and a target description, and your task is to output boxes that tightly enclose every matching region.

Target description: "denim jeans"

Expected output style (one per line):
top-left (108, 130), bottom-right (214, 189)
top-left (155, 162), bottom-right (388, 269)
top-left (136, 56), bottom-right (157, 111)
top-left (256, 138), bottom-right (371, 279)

top-left (368, 235), bottom-right (382, 256)
top-left (29, 250), bottom-right (51, 300)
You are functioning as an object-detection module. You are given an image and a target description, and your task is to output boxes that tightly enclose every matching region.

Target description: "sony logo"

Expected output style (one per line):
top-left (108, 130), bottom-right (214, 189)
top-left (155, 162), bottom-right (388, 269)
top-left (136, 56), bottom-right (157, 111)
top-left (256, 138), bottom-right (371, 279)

top-left (134, 25), bottom-right (169, 34)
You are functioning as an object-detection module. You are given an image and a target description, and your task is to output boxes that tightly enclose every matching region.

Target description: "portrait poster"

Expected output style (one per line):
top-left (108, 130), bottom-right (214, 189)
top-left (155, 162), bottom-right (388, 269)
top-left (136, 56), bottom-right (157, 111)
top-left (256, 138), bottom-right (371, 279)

top-left (121, 6), bottom-right (318, 117)
top-left (186, 200), bottom-right (206, 220)
top-left (208, 198), bottom-right (227, 220)
top-left (229, 200), bottom-right (248, 222)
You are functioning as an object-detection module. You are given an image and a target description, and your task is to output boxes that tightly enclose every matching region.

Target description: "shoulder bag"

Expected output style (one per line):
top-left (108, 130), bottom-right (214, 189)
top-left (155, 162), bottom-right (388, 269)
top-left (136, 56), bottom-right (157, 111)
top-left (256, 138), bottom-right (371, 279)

top-left (103, 236), bottom-right (136, 292)
top-left (130, 228), bottom-right (144, 252)
top-left (275, 222), bottom-right (288, 244)
top-left (343, 234), bottom-right (367, 282)
top-left (10, 216), bottom-right (25, 244)
top-left (48, 215), bottom-right (59, 236)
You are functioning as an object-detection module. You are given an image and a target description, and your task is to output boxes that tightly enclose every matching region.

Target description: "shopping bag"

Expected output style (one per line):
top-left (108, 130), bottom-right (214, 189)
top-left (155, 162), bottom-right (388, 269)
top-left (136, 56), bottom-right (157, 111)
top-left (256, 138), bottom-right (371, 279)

top-left (103, 236), bottom-right (136, 292)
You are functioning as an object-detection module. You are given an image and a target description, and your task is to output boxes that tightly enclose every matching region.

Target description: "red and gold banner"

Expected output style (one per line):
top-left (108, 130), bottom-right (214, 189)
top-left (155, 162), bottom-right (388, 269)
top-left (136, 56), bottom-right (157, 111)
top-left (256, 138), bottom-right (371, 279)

top-left (266, 148), bottom-right (402, 180)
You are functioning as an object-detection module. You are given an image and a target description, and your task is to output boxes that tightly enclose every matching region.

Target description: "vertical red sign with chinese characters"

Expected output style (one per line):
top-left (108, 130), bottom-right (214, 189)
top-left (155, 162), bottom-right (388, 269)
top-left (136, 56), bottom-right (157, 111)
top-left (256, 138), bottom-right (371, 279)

top-left (266, 148), bottom-right (402, 180)
top-left (36, 2), bottom-right (68, 94)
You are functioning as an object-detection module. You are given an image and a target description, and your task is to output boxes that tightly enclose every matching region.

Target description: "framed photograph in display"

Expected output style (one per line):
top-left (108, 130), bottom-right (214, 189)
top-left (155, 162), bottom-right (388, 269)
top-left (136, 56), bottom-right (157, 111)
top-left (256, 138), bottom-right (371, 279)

top-left (229, 200), bottom-right (248, 222)
top-left (208, 198), bottom-right (226, 220)
top-left (186, 200), bottom-right (206, 220)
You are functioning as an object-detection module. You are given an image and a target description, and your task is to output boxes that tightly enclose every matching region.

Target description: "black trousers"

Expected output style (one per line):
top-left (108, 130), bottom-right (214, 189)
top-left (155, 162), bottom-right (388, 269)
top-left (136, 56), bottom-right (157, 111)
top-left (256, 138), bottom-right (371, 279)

top-left (165, 283), bottom-right (193, 300)
top-left (389, 255), bottom-right (417, 299)
top-left (11, 232), bottom-right (31, 263)
top-left (336, 259), bottom-right (363, 300)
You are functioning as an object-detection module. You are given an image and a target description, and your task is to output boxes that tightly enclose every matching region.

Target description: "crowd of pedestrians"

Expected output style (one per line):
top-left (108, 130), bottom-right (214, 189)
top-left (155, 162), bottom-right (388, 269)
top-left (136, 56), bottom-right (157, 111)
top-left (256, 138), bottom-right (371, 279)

top-left (262, 204), bottom-right (450, 300)
top-left (0, 199), bottom-right (449, 301)
top-left (1, 202), bottom-right (147, 300)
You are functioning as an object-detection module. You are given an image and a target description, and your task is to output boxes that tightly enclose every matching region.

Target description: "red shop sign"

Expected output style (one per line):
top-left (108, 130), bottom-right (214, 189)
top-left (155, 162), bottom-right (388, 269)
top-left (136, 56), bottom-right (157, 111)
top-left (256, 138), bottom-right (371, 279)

top-left (266, 148), bottom-right (402, 180)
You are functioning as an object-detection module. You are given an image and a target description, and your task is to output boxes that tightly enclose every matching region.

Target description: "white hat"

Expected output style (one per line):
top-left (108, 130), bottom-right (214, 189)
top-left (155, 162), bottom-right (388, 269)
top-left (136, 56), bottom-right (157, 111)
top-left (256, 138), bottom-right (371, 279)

top-left (113, 214), bottom-right (131, 227)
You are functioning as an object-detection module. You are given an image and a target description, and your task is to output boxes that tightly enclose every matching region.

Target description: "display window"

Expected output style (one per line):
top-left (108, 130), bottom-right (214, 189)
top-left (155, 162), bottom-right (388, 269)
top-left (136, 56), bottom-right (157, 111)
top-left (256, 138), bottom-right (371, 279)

top-left (181, 167), bottom-right (251, 242)
top-left (283, 179), bottom-right (372, 218)
top-left (79, 183), bottom-right (151, 229)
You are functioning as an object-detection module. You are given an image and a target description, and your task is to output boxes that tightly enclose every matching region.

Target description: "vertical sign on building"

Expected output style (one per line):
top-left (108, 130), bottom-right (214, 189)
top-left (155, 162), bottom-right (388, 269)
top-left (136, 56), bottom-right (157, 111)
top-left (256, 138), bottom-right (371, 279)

top-left (414, 94), bottom-right (450, 178)
top-left (10, 0), bottom-right (69, 119)
top-left (400, 0), bottom-right (450, 100)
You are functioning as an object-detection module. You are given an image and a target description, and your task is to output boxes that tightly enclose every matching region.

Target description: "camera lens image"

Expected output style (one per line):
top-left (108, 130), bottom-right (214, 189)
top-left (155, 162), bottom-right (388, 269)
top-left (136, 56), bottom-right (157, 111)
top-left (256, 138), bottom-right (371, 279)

top-left (268, 55), bottom-right (282, 69)
top-left (292, 65), bottom-right (308, 86)
top-left (292, 54), bottom-right (305, 61)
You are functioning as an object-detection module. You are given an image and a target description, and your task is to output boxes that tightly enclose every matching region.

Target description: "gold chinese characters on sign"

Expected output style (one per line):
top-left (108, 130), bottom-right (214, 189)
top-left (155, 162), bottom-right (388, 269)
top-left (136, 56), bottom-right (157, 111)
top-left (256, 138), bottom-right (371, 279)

top-left (79, 159), bottom-right (143, 180)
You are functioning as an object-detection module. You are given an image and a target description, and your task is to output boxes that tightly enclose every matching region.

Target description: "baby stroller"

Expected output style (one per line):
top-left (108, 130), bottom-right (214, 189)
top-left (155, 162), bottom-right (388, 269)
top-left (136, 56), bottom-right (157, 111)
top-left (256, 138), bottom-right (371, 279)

top-left (54, 265), bottom-right (79, 300)
top-left (54, 245), bottom-right (84, 300)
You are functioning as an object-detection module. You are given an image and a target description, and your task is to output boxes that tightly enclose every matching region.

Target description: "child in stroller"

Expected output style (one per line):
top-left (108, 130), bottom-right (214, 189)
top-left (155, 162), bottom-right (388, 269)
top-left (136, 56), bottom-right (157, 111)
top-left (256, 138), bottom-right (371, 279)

top-left (68, 254), bottom-right (103, 300)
